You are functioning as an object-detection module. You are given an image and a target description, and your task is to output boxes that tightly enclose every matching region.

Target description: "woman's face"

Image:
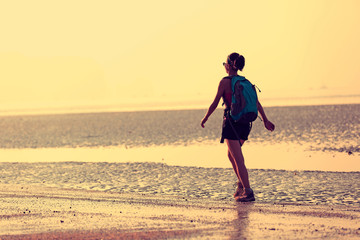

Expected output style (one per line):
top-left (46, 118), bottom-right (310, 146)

top-left (223, 61), bottom-right (230, 74)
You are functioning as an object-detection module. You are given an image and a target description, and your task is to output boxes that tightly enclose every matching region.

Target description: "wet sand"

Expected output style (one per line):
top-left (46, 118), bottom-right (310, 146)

top-left (1, 162), bottom-right (359, 205)
top-left (0, 184), bottom-right (359, 239)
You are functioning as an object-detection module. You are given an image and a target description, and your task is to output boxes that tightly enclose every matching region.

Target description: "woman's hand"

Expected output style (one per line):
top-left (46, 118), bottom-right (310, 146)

top-left (264, 120), bottom-right (275, 132)
top-left (201, 117), bottom-right (208, 128)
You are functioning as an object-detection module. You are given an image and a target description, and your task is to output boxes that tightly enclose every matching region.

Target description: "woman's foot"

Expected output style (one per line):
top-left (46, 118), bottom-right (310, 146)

top-left (235, 188), bottom-right (255, 202)
top-left (234, 182), bottom-right (244, 197)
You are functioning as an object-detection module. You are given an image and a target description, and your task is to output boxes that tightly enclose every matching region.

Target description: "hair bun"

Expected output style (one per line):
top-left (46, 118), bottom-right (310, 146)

top-left (228, 52), bottom-right (245, 71)
top-left (234, 55), bottom-right (245, 71)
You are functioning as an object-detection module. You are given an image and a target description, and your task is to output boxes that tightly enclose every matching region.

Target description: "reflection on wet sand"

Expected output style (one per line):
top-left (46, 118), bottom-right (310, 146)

top-left (228, 203), bottom-right (252, 240)
top-left (1, 185), bottom-right (359, 239)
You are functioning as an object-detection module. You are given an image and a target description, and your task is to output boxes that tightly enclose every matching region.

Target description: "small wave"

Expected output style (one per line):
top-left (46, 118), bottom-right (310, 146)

top-left (309, 146), bottom-right (360, 155)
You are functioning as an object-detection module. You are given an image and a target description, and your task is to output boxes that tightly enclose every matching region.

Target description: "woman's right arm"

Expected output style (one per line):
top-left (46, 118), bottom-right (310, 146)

top-left (201, 80), bottom-right (225, 128)
top-left (257, 100), bottom-right (275, 132)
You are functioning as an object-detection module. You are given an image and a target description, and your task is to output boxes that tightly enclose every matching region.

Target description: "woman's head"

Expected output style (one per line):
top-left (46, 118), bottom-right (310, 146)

top-left (224, 52), bottom-right (245, 72)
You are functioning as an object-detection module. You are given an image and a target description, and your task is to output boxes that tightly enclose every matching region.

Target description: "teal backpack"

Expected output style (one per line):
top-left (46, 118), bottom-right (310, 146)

top-left (229, 75), bottom-right (258, 123)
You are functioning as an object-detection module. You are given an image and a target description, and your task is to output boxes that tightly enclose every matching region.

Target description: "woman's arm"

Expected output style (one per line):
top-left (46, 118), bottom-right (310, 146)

top-left (201, 80), bottom-right (225, 128)
top-left (257, 100), bottom-right (275, 131)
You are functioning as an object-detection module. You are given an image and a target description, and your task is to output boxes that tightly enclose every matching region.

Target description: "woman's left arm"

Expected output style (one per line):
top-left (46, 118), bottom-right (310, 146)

top-left (257, 100), bottom-right (275, 132)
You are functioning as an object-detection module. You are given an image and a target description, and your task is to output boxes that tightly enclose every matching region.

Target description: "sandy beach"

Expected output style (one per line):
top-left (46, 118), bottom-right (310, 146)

top-left (0, 184), bottom-right (359, 239)
top-left (0, 106), bottom-right (358, 239)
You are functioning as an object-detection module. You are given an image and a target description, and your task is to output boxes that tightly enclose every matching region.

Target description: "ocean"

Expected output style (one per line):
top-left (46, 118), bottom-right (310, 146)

top-left (0, 104), bottom-right (359, 206)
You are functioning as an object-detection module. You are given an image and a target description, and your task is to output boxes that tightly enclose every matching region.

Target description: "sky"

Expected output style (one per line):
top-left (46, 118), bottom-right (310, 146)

top-left (1, 0), bottom-right (360, 113)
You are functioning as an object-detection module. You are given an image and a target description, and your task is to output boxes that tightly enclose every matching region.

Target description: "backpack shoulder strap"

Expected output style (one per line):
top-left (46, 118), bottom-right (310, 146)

top-left (222, 76), bottom-right (232, 81)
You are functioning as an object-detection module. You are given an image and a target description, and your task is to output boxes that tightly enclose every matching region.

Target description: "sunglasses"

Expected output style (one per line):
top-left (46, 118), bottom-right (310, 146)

top-left (223, 57), bottom-right (232, 66)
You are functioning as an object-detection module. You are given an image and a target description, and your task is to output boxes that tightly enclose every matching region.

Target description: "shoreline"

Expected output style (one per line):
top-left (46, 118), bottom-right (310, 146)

top-left (0, 102), bottom-right (359, 117)
top-left (0, 184), bottom-right (359, 239)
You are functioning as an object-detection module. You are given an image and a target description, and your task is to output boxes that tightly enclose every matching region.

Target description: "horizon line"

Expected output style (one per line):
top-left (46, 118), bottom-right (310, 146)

top-left (0, 96), bottom-right (359, 117)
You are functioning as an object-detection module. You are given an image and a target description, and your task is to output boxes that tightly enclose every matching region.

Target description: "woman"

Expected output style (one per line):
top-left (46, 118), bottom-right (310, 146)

top-left (201, 52), bottom-right (275, 202)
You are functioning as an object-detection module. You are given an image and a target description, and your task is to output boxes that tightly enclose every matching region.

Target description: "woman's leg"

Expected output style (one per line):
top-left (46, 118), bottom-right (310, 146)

top-left (226, 139), bottom-right (250, 189)
top-left (228, 150), bottom-right (245, 197)
top-left (227, 150), bottom-right (241, 181)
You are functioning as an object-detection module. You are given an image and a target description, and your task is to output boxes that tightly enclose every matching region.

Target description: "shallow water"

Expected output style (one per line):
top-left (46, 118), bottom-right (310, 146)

top-left (0, 104), bottom-right (359, 154)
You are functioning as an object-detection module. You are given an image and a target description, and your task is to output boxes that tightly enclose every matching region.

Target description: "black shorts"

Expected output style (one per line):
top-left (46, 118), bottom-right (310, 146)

top-left (221, 110), bottom-right (252, 143)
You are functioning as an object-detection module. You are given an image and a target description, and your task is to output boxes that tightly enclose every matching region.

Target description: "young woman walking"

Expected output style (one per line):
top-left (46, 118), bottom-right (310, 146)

top-left (201, 52), bottom-right (275, 202)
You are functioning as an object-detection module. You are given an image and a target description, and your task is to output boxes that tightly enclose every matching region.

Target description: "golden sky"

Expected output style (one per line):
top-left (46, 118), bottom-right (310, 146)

top-left (1, 0), bottom-right (359, 112)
